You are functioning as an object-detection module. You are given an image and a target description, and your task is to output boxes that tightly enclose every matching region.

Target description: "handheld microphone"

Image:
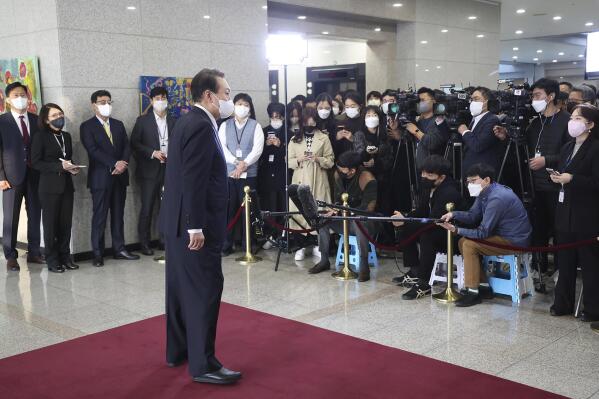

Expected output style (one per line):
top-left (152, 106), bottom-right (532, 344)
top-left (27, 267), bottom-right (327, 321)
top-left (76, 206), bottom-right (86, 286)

top-left (297, 184), bottom-right (324, 229)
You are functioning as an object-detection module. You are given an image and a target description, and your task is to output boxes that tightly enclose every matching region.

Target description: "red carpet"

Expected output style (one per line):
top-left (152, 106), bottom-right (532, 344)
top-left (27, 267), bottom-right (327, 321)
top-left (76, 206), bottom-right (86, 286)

top-left (0, 303), bottom-right (566, 399)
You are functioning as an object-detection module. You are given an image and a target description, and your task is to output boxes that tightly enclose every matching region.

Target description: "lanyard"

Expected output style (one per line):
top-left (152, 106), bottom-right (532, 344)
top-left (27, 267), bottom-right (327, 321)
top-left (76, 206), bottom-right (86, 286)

top-left (234, 120), bottom-right (248, 148)
top-left (53, 133), bottom-right (66, 158)
top-left (534, 113), bottom-right (556, 153)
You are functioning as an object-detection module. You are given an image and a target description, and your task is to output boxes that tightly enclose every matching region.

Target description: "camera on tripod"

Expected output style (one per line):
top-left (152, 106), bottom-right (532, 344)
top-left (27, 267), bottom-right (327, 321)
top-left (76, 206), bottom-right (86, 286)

top-left (493, 84), bottom-right (532, 140)
top-left (433, 89), bottom-right (472, 137)
top-left (387, 90), bottom-right (419, 128)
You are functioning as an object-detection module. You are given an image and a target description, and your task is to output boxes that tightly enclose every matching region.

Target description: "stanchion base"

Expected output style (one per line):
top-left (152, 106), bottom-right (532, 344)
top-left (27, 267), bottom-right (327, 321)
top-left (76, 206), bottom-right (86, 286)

top-left (332, 267), bottom-right (358, 281)
top-left (235, 254), bottom-right (262, 265)
top-left (432, 287), bottom-right (462, 303)
top-left (153, 255), bottom-right (166, 264)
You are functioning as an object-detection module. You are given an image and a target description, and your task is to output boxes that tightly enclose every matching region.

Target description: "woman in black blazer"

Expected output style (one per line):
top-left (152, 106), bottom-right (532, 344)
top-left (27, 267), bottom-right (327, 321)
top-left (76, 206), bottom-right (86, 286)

top-left (549, 104), bottom-right (599, 321)
top-left (31, 103), bottom-right (81, 273)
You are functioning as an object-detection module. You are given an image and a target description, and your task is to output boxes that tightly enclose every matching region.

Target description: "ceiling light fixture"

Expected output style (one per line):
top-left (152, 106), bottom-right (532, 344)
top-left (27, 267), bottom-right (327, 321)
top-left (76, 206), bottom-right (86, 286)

top-left (537, 49), bottom-right (543, 53)
top-left (476, 34), bottom-right (485, 38)
top-left (262, 5), bottom-right (267, 10)
top-left (513, 47), bottom-right (519, 51)
top-left (420, 40), bottom-right (428, 44)
top-left (558, 52), bottom-right (564, 56)
top-left (553, 16), bottom-right (562, 21)
top-left (512, 56), bottom-right (518, 59)
top-left (468, 16), bottom-right (477, 20)
top-left (515, 30), bottom-right (523, 34)
top-left (203, 15), bottom-right (210, 19)
top-left (322, 31), bottom-right (329, 35)
top-left (579, 54), bottom-right (585, 57)
top-left (533, 57), bottom-right (539, 61)
top-left (374, 27), bottom-right (382, 32)
top-left (441, 29), bottom-right (449, 33)
top-left (126, 6), bottom-right (136, 10)
top-left (552, 59), bottom-right (558, 63)
top-left (297, 15), bottom-right (306, 20)
top-left (393, 3), bottom-right (403, 7)
top-left (516, 9), bottom-right (526, 14)
top-left (586, 22), bottom-right (594, 27)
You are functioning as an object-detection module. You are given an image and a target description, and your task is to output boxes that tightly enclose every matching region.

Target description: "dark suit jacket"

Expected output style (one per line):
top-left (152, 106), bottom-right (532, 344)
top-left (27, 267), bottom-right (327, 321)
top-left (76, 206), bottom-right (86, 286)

top-left (130, 112), bottom-right (176, 179)
top-left (161, 107), bottom-right (228, 241)
top-left (409, 177), bottom-right (464, 219)
top-left (0, 111), bottom-right (40, 185)
top-left (80, 116), bottom-right (131, 189)
top-left (554, 137), bottom-right (599, 234)
top-left (461, 112), bottom-right (502, 175)
top-left (31, 129), bottom-right (75, 194)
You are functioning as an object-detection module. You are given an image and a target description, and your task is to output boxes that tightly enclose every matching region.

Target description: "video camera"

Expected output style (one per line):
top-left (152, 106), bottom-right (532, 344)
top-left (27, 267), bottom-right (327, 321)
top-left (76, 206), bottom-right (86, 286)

top-left (492, 83), bottom-right (532, 140)
top-left (387, 90), bottom-right (419, 128)
top-left (433, 89), bottom-right (472, 133)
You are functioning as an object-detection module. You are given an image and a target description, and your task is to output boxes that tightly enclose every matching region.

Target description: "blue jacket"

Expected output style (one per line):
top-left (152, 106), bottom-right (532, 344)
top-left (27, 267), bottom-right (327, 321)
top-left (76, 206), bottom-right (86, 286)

top-left (452, 182), bottom-right (531, 247)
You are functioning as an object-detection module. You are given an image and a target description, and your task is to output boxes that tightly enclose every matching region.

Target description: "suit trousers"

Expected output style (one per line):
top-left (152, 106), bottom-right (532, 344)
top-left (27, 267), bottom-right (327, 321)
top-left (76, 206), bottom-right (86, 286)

top-left (40, 190), bottom-right (74, 268)
top-left (165, 231), bottom-right (224, 376)
top-left (2, 171), bottom-right (41, 259)
top-left (553, 231), bottom-right (599, 317)
top-left (459, 236), bottom-right (515, 288)
top-left (138, 168), bottom-right (165, 247)
top-left (531, 191), bottom-right (559, 272)
top-left (90, 178), bottom-right (127, 256)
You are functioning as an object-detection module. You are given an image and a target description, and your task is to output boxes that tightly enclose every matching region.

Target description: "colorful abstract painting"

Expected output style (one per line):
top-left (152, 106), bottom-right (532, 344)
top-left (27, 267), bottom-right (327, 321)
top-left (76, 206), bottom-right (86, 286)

top-left (139, 76), bottom-right (193, 118)
top-left (0, 56), bottom-right (42, 114)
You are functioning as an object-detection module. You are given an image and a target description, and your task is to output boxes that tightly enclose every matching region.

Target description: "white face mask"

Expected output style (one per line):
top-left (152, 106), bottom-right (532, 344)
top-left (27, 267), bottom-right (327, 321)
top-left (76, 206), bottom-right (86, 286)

top-left (332, 106), bottom-right (340, 116)
top-left (469, 101), bottom-right (484, 117)
top-left (218, 99), bottom-right (234, 119)
top-left (467, 183), bottom-right (483, 197)
top-left (153, 100), bottom-right (168, 113)
top-left (365, 116), bottom-right (379, 129)
top-left (10, 96), bottom-right (28, 111)
top-left (367, 99), bottom-right (381, 107)
top-left (345, 107), bottom-right (360, 119)
top-left (97, 103), bottom-right (112, 118)
top-left (532, 99), bottom-right (548, 113)
top-left (318, 109), bottom-right (331, 119)
top-left (234, 105), bottom-right (250, 119)
top-left (381, 102), bottom-right (390, 115)
top-left (270, 119), bottom-right (283, 129)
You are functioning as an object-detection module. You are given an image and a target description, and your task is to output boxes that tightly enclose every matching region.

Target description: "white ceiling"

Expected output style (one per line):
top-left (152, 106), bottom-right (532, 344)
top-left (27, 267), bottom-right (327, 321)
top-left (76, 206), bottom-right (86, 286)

top-left (498, 0), bottom-right (598, 63)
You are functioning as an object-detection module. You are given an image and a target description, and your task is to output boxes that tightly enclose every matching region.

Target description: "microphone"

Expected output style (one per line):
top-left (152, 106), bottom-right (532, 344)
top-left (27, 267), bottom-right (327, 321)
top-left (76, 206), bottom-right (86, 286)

top-left (288, 184), bottom-right (305, 216)
top-left (297, 184), bottom-right (324, 229)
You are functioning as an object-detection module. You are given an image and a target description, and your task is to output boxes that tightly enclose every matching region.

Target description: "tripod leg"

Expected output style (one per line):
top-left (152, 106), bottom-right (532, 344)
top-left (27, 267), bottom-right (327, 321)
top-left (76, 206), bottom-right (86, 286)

top-left (275, 245), bottom-right (283, 271)
top-left (497, 140), bottom-right (512, 183)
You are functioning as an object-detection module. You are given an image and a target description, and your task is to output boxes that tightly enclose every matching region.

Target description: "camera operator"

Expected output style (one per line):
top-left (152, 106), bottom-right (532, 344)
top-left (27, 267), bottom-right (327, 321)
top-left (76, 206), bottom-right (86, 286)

top-left (493, 78), bottom-right (570, 274)
top-left (403, 87), bottom-right (449, 171)
top-left (457, 87), bottom-right (502, 179)
top-left (381, 89), bottom-right (397, 116)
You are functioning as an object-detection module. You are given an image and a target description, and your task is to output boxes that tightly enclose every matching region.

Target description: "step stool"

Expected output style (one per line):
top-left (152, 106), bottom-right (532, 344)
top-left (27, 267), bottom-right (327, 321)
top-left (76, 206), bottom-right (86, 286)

top-left (429, 253), bottom-right (465, 290)
top-left (335, 235), bottom-right (378, 269)
top-left (482, 253), bottom-right (534, 303)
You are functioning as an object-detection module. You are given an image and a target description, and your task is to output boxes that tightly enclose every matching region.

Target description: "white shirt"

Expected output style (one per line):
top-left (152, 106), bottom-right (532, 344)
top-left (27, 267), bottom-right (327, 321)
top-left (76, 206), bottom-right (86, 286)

top-left (11, 110), bottom-right (29, 136)
top-left (469, 111), bottom-right (489, 132)
top-left (97, 115), bottom-right (110, 128)
top-left (217, 118), bottom-right (264, 167)
top-left (152, 112), bottom-right (168, 158)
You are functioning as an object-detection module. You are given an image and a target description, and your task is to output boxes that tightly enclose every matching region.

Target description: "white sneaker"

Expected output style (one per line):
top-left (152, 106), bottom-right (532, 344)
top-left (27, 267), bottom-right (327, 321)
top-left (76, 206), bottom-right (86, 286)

top-left (295, 248), bottom-right (306, 261)
top-left (312, 246), bottom-right (322, 259)
top-left (262, 240), bottom-right (273, 250)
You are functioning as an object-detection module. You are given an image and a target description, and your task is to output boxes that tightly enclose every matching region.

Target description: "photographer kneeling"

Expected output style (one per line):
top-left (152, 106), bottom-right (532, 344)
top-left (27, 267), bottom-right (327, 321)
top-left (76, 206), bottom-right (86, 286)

top-left (438, 163), bottom-right (532, 307)
top-left (312, 151), bottom-right (378, 282)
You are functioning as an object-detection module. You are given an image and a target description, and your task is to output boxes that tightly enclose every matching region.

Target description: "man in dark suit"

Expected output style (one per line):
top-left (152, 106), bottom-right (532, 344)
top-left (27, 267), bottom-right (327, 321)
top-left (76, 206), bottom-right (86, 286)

top-left (80, 90), bottom-right (140, 266)
top-left (0, 82), bottom-right (44, 271)
top-left (131, 86), bottom-right (176, 255)
top-left (161, 68), bottom-right (241, 385)
top-left (458, 87), bottom-right (502, 179)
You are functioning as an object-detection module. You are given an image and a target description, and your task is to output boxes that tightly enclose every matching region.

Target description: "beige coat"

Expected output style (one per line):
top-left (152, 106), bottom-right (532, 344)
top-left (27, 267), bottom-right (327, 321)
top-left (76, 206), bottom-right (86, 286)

top-left (288, 130), bottom-right (335, 232)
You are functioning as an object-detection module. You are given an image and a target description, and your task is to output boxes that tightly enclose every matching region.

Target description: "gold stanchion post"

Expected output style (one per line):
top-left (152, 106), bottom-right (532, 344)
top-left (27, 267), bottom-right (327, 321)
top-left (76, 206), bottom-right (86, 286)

top-left (433, 202), bottom-right (462, 303)
top-left (236, 186), bottom-right (262, 265)
top-left (332, 193), bottom-right (358, 280)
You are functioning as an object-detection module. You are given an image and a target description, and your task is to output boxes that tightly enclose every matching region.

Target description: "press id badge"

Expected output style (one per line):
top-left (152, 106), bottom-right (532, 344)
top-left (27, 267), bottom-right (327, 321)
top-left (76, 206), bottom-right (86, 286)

top-left (558, 189), bottom-right (564, 203)
top-left (268, 155), bottom-right (275, 163)
top-left (235, 148), bottom-right (243, 158)
top-left (535, 151), bottom-right (541, 158)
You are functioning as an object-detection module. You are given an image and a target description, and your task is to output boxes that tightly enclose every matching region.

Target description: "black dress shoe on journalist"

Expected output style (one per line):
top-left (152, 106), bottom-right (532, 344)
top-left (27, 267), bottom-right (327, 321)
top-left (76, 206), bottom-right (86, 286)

top-left (48, 265), bottom-right (65, 273)
top-left (27, 255), bottom-right (46, 264)
top-left (193, 368), bottom-right (242, 385)
top-left (455, 290), bottom-right (482, 307)
top-left (62, 260), bottom-right (80, 270)
top-left (92, 257), bottom-right (104, 267)
top-left (581, 311), bottom-right (599, 323)
top-left (140, 246), bottom-right (154, 256)
top-left (6, 258), bottom-right (20, 272)
top-left (308, 260), bottom-right (331, 274)
top-left (113, 250), bottom-right (140, 260)
top-left (550, 305), bottom-right (571, 317)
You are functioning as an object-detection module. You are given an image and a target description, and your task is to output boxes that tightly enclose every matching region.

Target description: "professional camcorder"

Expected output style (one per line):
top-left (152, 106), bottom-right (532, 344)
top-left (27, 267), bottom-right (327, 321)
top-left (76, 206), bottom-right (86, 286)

top-left (493, 83), bottom-right (533, 139)
top-left (433, 89), bottom-right (472, 132)
top-left (387, 90), bottom-right (419, 127)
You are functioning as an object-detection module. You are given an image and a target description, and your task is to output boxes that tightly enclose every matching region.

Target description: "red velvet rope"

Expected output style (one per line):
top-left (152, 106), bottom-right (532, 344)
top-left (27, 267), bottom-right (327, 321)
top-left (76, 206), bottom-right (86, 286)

top-left (265, 217), bottom-right (318, 234)
top-left (226, 205), bottom-right (244, 232)
top-left (355, 221), bottom-right (437, 251)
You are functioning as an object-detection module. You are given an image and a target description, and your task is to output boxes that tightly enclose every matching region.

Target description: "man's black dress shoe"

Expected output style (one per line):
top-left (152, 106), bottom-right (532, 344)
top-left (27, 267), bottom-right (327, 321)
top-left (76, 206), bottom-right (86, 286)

top-left (6, 258), bottom-right (20, 272)
top-left (113, 250), bottom-right (140, 260)
top-left (92, 257), bottom-right (104, 267)
top-left (48, 265), bottom-right (66, 273)
top-left (141, 246), bottom-right (154, 256)
top-left (193, 368), bottom-right (242, 385)
top-left (27, 255), bottom-right (46, 264)
top-left (455, 291), bottom-right (482, 307)
top-left (550, 305), bottom-right (571, 317)
top-left (62, 260), bottom-right (80, 270)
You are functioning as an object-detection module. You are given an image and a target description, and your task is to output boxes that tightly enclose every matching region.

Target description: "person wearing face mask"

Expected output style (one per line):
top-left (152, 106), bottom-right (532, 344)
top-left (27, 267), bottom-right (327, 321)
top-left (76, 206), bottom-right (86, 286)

top-left (438, 163), bottom-right (532, 307)
top-left (361, 105), bottom-right (393, 177)
top-left (332, 98), bottom-right (343, 120)
top-left (287, 101), bottom-right (303, 135)
top-left (288, 108), bottom-right (334, 262)
top-left (81, 90), bottom-right (139, 266)
top-left (548, 104), bottom-right (599, 321)
top-left (312, 151), bottom-right (378, 282)
top-left (315, 93), bottom-right (337, 138)
top-left (567, 85), bottom-right (597, 113)
top-left (161, 68), bottom-right (242, 385)
top-left (366, 90), bottom-right (382, 107)
top-left (258, 102), bottom-right (288, 249)
top-left (0, 82), bottom-right (44, 271)
top-left (457, 87), bottom-right (502, 183)
top-left (334, 90), bottom-right (366, 158)
top-left (31, 103), bottom-right (81, 273)
top-left (218, 93), bottom-right (264, 257)
top-left (391, 156), bottom-right (463, 299)
top-left (130, 86), bottom-right (176, 256)
top-left (494, 78), bottom-right (570, 275)
top-left (380, 89), bottom-right (397, 118)
top-left (404, 87), bottom-right (449, 171)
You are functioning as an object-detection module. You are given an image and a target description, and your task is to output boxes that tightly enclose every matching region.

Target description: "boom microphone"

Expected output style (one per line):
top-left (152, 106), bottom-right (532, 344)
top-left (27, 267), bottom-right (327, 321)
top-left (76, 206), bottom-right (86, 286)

top-left (297, 184), bottom-right (325, 229)
top-left (288, 184), bottom-right (305, 216)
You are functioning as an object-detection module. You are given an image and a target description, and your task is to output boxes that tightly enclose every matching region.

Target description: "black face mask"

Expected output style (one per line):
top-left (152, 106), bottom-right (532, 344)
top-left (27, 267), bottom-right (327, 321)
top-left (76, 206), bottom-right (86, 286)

top-left (420, 177), bottom-right (437, 190)
top-left (338, 169), bottom-right (355, 180)
top-left (304, 125), bottom-right (316, 134)
top-left (50, 117), bottom-right (65, 130)
top-left (566, 101), bottom-right (578, 114)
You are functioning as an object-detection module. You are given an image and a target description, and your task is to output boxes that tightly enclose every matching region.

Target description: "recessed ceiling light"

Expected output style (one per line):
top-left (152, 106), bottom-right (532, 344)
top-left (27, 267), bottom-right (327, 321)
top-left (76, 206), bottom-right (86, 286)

top-left (476, 34), bottom-right (485, 38)
top-left (126, 6), bottom-right (136, 10)
top-left (203, 15), bottom-right (210, 19)
top-left (322, 31), bottom-right (329, 35)
top-left (265, 23), bottom-right (268, 27)
top-left (553, 16), bottom-right (562, 21)
top-left (586, 22), bottom-right (594, 27)
top-left (515, 30), bottom-right (523, 34)
top-left (516, 9), bottom-right (526, 14)
top-left (512, 56), bottom-right (518, 59)
top-left (425, 69), bottom-right (430, 72)
top-left (552, 59), bottom-right (558, 63)
top-left (468, 16), bottom-right (477, 20)
top-left (558, 52), bottom-right (564, 56)
top-left (420, 40), bottom-right (428, 44)
top-left (297, 15), bottom-right (306, 20)
top-left (533, 58), bottom-right (539, 61)
top-left (374, 27), bottom-right (382, 32)
top-left (513, 47), bottom-right (519, 51)
top-left (560, 76), bottom-right (564, 79)
top-left (573, 61), bottom-right (578, 65)
top-left (441, 29), bottom-right (449, 33)
top-left (436, 66), bottom-right (441, 69)
top-left (415, 64), bottom-right (419, 67)
top-left (537, 49), bottom-right (543, 53)
top-left (393, 3), bottom-right (403, 7)
top-left (262, 5), bottom-right (267, 10)
top-left (579, 54), bottom-right (584, 57)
